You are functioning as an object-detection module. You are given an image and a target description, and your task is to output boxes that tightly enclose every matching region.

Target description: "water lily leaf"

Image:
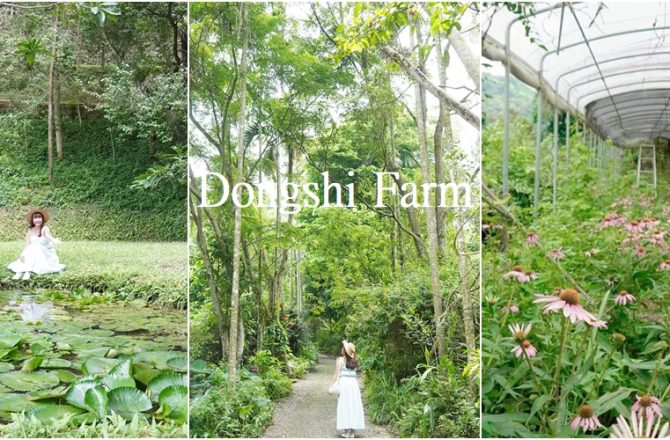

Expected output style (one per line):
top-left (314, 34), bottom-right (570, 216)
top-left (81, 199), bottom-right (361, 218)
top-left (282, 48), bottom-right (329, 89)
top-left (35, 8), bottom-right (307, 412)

top-left (134, 351), bottom-right (184, 370)
top-left (56, 370), bottom-right (78, 383)
top-left (28, 385), bottom-right (68, 400)
top-left (108, 387), bottom-right (152, 419)
top-left (132, 362), bottom-right (160, 386)
top-left (147, 372), bottom-right (186, 402)
top-left (42, 358), bottom-right (72, 369)
top-left (82, 357), bottom-right (118, 376)
top-left (30, 342), bottom-right (50, 355)
top-left (166, 357), bottom-right (186, 372)
top-left (78, 347), bottom-right (110, 358)
top-left (0, 363), bottom-right (14, 373)
top-left (102, 374), bottom-right (136, 391)
top-left (85, 385), bottom-right (108, 419)
top-left (109, 359), bottom-right (132, 377)
top-left (0, 335), bottom-right (22, 349)
top-left (0, 393), bottom-right (34, 412)
top-left (0, 349), bottom-right (14, 360)
top-left (0, 371), bottom-right (59, 391)
top-left (158, 385), bottom-right (186, 423)
top-left (28, 403), bottom-right (86, 423)
top-left (21, 356), bottom-right (44, 372)
top-left (65, 379), bottom-right (99, 410)
top-left (84, 329), bottom-right (115, 338)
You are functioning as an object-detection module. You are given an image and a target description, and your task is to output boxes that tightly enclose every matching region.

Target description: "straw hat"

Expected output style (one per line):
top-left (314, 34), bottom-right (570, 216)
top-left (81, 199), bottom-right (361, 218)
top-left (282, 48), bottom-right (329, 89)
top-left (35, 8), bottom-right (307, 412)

top-left (26, 208), bottom-right (49, 225)
top-left (342, 340), bottom-right (356, 358)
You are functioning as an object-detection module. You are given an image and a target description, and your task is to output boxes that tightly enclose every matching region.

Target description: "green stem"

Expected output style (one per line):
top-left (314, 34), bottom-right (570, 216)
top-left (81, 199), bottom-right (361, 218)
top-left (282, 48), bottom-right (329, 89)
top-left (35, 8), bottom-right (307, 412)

top-left (524, 347), bottom-right (544, 394)
top-left (589, 346), bottom-right (616, 400)
top-left (484, 290), bottom-right (515, 372)
top-left (553, 317), bottom-right (569, 399)
top-left (646, 349), bottom-right (665, 394)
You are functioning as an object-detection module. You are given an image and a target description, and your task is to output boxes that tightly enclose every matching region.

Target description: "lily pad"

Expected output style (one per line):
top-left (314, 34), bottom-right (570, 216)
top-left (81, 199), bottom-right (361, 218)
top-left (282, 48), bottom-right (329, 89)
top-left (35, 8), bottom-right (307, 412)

top-left (78, 347), bottom-right (110, 358)
top-left (56, 370), bottom-right (78, 383)
top-left (134, 351), bottom-right (184, 370)
top-left (0, 362), bottom-right (14, 373)
top-left (158, 385), bottom-right (186, 423)
top-left (0, 393), bottom-right (34, 412)
top-left (0, 371), bottom-right (60, 391)
top-left (84, 385), bottom-right (108, 419)
top-left (132, 362), bottom-right (160, 386)
top-left (190, 359), bottom-right (208, 373)
top-left (28, 385), bottom-right (68, 400)
top-left (65, 379), bottom-right (99, 410)
top-left (28, 403), bottom-right (87, 423)
top-left (147, 372), bottom-right (186, 401)
top-left (0, 335), bottom-right (22, 349)
top-left (82, 357), bottom-right (119, 376)
top-left (108, 387), bottom-right (152, 419)
top-left (42, 358), bottom-right (72, 369)
top-left (21, 356), bottom-right (44, 372)
top-left (166, 356), bottom-right (187, 372)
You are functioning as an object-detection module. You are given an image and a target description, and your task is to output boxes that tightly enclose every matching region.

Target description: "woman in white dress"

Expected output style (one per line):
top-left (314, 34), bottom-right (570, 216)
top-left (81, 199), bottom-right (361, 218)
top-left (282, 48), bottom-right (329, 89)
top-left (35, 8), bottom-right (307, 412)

top-left (329, 340), bottom-right (365, 438)
top-left (8, 209), bottom-right (64, 280)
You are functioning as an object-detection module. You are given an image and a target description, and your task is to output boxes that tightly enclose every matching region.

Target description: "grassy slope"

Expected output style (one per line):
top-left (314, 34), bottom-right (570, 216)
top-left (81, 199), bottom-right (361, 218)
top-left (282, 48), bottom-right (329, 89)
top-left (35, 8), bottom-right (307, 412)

top-left (0, 241), bottom-right (186, 308)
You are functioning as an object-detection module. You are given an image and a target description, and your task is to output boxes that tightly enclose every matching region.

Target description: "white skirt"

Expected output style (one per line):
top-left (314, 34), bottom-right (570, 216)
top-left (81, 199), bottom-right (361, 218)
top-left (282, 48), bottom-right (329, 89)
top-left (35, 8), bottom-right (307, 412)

top-left (336, 376), bottom-right (365, 430)
top-left (7, 238), bottom-right (65, 275)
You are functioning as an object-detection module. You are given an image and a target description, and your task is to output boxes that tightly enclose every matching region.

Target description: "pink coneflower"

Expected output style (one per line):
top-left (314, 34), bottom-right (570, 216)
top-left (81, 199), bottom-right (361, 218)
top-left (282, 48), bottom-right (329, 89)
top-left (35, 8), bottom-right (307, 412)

top-left (570, 404), bottom-right (601, 433)
top-left (502, 304), bottom-right (520, 314)
top-left (622, 234), bottom-right (642, 246)
top-left (620, 197), bottom-right (633, 207)
top-left (611, 411), bottom-right (670, 438)
top-left (511, 339), bottom-right (537, 358)
top-left (527, 233), bottom-right (540, 246)
top-left (508, 323), bottom-right (532, 340)
top-left (659, 259), bottom-right (670, 270)
top-left (534, 289), bottom-right (608, 328)
top-left (627, 220), bottom-right (644, 233)
top-left (632, 395), bottom-right (663, 423)
top-left (635, 245), bottom-right (647, 258)
top-left (585, 248), bottom-right (599, 257)
top-left (651, 230), bottom-right (668, 250)
top-left (503, 265), bottom-right (537, 283)
top-left (615, 290), bottom-right (636, 305)
top-left (548, 248), bottom-right (565, 260)
top-left (600, 213), bottom-right (627, 228)
top-left (641, 218), bottom-right (660, 230)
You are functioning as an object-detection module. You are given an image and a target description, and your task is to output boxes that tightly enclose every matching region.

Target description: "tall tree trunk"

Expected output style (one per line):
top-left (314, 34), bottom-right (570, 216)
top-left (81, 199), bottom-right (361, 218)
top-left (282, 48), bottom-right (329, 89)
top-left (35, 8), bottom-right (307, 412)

top-left (54, 72), bottom-right (63, 160)
top-left (412, 28), bottom-right (446, 360)
top-left (47, 12), bottom-right (60, 183)
top-left (228, 3), bottom-right (248, 379)
top-left (189, 195), bottom-right (227, 358)
top-left (434, 33), bottom-right (448, 255)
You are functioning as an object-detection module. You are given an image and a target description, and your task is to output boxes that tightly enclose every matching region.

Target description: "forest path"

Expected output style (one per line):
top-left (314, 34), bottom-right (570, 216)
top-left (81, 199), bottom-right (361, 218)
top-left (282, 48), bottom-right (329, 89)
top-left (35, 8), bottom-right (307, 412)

top-left (262, 354), bottom-right (392, 438)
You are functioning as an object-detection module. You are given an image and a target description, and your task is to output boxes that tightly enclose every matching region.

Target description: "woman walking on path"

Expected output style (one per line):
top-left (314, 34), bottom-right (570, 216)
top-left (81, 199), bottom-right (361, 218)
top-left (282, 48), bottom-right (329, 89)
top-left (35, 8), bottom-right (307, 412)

top-left (329, 340), bottom-right (365, 438)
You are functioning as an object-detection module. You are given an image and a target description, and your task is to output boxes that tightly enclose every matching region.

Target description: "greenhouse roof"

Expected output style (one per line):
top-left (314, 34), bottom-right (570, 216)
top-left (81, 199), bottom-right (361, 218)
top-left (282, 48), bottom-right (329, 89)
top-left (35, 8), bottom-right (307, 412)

top-left (483, 2), bottom-right (670, 146)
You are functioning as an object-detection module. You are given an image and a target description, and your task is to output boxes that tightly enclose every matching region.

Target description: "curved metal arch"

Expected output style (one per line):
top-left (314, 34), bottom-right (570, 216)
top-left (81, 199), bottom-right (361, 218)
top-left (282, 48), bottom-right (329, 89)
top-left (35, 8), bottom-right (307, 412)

top-left (589, 97), bottom-right (670, 120)
top-left (575, 78), bottom-right (670, 110)
top-left (596, 112), bottom-right (670, 126)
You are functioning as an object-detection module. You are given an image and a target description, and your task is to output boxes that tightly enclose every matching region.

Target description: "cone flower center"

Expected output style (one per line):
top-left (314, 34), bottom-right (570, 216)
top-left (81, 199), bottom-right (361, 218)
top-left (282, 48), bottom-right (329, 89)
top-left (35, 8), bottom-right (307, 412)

top-left (559, 288), bottom-right (580, 305)
top-left (631, 221), bottom-right (639, 226)
top-left (522, 339), bottom-right (531, 348)
top-left (513, 265), bottom-right (523, 272)
top-left (640, 395), bottom-right (653, 407)
top-left (618, 290), bottom-right (628, 297)
top-left (578, 404), bottom-right (594, 418)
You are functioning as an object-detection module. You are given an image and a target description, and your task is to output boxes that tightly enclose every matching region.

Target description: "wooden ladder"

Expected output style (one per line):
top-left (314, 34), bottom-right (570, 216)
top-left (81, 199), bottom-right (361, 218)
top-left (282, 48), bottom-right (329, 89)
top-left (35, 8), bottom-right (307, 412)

top-left (636, 143), bottom-right (657, 190)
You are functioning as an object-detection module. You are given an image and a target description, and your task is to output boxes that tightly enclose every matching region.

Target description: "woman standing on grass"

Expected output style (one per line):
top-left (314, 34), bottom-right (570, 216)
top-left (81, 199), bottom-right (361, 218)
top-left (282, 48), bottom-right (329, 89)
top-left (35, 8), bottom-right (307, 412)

top-left (329, 340), bottom-right (365, 438)
top-left (7, 209), bottom-right (64, 280)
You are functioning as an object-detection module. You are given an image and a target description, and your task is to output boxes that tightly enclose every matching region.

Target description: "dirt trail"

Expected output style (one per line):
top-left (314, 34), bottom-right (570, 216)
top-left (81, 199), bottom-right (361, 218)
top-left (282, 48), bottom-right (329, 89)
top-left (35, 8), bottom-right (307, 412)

top-left (262, 354), bottom-right (392, 438)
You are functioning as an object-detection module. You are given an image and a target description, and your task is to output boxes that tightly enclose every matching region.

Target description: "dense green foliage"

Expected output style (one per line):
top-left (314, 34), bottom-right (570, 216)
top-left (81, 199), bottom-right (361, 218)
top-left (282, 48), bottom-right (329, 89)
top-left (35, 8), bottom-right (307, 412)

top-left (482, 116), bottom-right (670, 437)
top-left (0, 3), bottom-right (186, 241)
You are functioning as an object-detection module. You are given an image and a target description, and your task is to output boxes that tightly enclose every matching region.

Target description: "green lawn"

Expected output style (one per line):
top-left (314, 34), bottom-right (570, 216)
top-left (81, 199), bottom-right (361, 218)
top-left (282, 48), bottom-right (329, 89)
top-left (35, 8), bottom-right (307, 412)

top-left (0, 241), bottom-right (187, 308)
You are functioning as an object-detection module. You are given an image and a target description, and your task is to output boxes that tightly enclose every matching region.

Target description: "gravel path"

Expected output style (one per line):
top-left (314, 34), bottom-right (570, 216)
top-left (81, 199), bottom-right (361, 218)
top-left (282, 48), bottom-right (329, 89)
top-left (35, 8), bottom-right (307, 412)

top-left (262, 354), bottom-right (392, 438)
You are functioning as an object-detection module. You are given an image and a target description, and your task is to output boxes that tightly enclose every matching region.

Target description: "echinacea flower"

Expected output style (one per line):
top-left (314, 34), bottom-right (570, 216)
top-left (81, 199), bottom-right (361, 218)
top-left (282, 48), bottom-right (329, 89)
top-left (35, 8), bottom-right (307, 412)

top-left (651, 231), bottom-right (668, 249)
top-left (601, 213), bottom-right (627, 228)
top-left (633, 395), bottom-right (664, 423)
top-left (502, 304), bottom-right (519, 314)
top-left (641, 218), bottom-right (660, 230)
top-left (615, 290), bottom-right (636, 306)
top-left (503, 266), bottom-right (537, 283)
top-left (534, 289), bottom-right (608, 328)
top-left (610, 412), bottom-right (670, 438)
top-left (548, 248), bottom-right (566, 260)
top-left (527, 233), bottom-right (540, 245)
top-left (508, 323), bottom-right (532, 340)
top-left (659, 259), bottom-right (670, 271)
top-left (511, 339), bottom-right (537, 358)
top-left (636, 245), bottom-right (647, 258)
top-left (627, 220), bottom-right (644, 233)
top-left (571, 404), bottom-right (602, 432)
top-left (585, 248), bottom-right (600, 257)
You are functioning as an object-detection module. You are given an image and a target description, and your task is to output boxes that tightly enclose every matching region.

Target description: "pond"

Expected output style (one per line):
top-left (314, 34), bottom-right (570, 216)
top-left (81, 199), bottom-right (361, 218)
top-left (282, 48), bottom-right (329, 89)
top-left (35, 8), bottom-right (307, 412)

top-left (0, 289), bottom-right (187, 425)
